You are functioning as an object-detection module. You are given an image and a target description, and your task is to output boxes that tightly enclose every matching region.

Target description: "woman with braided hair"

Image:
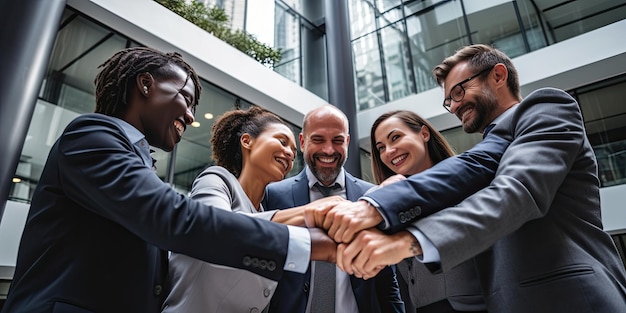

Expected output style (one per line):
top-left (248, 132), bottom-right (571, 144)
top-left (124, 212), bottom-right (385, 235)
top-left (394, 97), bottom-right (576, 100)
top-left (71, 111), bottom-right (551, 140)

top-left (164, 106), bottom-right (346, 313)
top-left (2, 47), bottom-right (337, 313)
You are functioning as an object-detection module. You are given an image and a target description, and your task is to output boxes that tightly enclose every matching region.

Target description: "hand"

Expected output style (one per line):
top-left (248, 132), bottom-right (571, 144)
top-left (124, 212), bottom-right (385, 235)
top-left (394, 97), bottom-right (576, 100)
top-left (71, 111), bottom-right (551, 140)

top-left (272, 196), bottom-right (347, 226)
top-left (309, 227), bottom-right (337, 263)
top-left (314, 200), bottom-right (383, 243)
top-left (379, 174), bottom-right (406, 187)
top-left (337, 229), bottom-right (420, 279)
top-left (302, 196), bottom-right (347, 229)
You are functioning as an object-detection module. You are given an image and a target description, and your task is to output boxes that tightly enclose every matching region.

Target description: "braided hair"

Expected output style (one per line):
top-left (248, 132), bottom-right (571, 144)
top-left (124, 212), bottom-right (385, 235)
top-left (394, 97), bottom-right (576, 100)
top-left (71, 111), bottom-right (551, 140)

top-left (94, 47), bottom-right (202, 117)
top-left (211, 106), bottom-right (288, 177)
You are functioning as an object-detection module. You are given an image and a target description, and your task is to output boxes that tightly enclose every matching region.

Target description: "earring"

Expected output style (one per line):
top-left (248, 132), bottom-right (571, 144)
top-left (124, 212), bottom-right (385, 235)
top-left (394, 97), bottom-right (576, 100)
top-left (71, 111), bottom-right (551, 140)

top-left (143, 86), bottom-right (148, 94)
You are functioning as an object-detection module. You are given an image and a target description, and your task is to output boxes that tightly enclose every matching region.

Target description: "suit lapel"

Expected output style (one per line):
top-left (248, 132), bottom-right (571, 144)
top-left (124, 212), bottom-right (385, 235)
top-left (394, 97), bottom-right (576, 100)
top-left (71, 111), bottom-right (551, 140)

top-left (292, 171), bottom-right (310, 206)
top-left (345, 173), bottom-right (360, 201)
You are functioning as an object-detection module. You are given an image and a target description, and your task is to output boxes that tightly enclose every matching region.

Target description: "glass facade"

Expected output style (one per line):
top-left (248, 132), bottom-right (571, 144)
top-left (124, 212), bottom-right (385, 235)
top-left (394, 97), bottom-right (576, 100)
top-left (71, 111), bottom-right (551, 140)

top-left (7, 7), bottom-right (304, 204)
top-left (348, 0), bottom-right (626, 111)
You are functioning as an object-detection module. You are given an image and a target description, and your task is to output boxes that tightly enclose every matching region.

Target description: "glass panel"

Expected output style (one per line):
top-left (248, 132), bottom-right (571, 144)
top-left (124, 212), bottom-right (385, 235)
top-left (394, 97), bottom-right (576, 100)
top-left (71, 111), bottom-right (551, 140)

top-left (405, 1), bottom-right (467, 94)
top-left (380, 21), bottom-right (415, 101)
top-left (463, 1), bottom-right (527, 58)
top-left (10, 100), bottom-right (81, 203)
top-left (353, 32), bottom-right (386, 110)
top-left (301, 23), bottom-right (329, 100)
top-left (578, 76), bottom-right (626, 188)
top-left (516, 0), bottom-right (550, 49)
top-left (349, 0), bottom-right (377, 39)
top-left (378, 6), bottom-right (403, 28)
top-left (377, 0), bottom-right (402, 13)
top-left (536, 0), bottom-right (626, 43)
top-left (44, 15), bottom-right (128, 113)
top-left (440, 126), bottom-right (482, 154)
top-left (274, 59), bottom-right (302, 85)
top-left (360, 149), bottom-right (374, 183)
top-left (171, 81), bottom-right (241, 193)
top-left (274, 3), bottom-right (301, 82)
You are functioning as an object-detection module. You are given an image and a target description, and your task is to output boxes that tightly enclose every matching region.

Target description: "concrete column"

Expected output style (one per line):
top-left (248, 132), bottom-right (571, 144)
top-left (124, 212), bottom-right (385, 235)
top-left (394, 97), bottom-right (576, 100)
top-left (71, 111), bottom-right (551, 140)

top-left (0, 0), bottom-right (66, 221)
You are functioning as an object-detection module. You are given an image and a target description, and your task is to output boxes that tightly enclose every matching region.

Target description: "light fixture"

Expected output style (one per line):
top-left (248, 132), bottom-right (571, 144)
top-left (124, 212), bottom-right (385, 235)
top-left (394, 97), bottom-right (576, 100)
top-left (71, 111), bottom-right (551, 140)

top-left (204, 113), bottom-right (214, 120)
top-left (12, 177), bottom-right (21, 183)
top-left (191, 121), bottom-right (201, 128)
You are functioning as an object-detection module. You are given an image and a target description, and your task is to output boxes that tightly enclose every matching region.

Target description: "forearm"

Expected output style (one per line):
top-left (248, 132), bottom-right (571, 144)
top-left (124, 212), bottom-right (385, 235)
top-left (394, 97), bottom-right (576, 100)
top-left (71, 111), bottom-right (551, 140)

top-left (270, 207), bottom-right (306, 226)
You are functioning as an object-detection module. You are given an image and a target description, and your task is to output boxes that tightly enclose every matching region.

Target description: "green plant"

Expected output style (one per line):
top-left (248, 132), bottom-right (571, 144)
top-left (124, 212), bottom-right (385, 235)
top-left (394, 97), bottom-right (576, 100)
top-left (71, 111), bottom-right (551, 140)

top-left (156, 0), bottom-right (282, 67)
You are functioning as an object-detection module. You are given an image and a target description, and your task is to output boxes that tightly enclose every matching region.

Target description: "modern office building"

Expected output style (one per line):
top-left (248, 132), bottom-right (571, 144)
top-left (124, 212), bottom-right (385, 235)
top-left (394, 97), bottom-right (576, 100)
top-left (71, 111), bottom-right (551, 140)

top-left (1, 0), bottom-right (625, 305)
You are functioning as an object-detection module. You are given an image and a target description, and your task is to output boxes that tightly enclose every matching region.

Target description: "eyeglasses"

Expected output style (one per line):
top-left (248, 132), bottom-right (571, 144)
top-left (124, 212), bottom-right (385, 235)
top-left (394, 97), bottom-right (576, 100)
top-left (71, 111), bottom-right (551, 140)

top-left (442, 66), bottom-right (494, 113)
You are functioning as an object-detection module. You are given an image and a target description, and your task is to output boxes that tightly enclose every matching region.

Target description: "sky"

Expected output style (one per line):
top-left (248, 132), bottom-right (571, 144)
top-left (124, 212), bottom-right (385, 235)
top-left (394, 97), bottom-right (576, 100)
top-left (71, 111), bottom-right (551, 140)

top-left (246, 0), bottom-right (275, 46)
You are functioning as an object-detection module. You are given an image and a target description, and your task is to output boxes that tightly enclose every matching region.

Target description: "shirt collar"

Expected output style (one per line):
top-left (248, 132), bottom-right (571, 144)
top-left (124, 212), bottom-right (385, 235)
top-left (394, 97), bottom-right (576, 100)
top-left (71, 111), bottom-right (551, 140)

top-left (305, 166), bottom-right (346, 190)
top-left (109, 116), bottom-right (152, 167)
top-left (492, 103), bottom-right (519, 125)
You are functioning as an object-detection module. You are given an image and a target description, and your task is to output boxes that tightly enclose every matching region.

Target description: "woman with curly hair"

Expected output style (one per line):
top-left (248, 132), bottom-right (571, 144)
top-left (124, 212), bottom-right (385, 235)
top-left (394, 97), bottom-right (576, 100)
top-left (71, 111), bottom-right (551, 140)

top-left (164, 106), bottom-right (340, 313)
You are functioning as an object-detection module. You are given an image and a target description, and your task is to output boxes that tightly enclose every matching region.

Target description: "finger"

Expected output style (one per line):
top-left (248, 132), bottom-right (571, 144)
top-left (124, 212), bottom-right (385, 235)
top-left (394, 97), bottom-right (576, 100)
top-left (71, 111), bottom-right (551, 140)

top-left (341, 240), bottom-right (362, 276)
top-left (303, 208), bottom-right (316, 228)
top-left (363, 265), bottom-right (385, 280)
top-left (315, 208), bottom-right (327, 229)
top-left (340, 221), bottom-right (359, 243)
top-left (322, 206), bottom-right (338, 230)
top-left (336, 243), bottom-right (346, 273)
top-left (326, 210), bottom-right (342, 241)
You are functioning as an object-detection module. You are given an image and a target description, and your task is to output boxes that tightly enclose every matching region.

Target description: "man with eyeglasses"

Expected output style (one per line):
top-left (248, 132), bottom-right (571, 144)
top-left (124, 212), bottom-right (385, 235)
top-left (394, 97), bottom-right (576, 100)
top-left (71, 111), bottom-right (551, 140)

top-left (305, 44), bottom-right (626, 313)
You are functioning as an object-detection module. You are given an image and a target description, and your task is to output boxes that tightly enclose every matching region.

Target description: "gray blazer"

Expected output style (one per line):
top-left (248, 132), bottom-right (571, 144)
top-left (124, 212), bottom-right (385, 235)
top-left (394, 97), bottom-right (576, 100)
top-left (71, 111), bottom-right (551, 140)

top-left (163, 166), bottom-right (277, 313)
top-left (372, 88), bottom-right (626, 312)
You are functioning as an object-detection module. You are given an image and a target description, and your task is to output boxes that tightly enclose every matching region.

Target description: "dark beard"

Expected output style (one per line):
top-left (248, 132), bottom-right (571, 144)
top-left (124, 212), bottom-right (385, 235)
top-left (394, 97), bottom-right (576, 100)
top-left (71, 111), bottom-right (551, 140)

top-left (308, 153), bottom-right (344, 184)
top-left (462, 87), bottom-right (498, 134)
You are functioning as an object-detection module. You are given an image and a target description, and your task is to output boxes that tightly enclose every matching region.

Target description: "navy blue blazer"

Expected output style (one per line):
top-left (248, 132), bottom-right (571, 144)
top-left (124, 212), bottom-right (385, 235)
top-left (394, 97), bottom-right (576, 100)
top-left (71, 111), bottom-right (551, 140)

top-left (262, 170), bottom-right (405, 313)
top-left (2, 114), bottom-right (298, 313)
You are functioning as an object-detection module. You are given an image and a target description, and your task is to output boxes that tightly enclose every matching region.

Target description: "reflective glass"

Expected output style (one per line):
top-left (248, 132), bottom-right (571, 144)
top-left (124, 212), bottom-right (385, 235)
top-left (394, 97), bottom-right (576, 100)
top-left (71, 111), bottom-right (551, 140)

top-left (405, 1), bottom-right (467, 94)
top-left (380, 21), bottom-right (415, 102)
top-left (579, 75), bottom-right (626, 187)
top-left (349, 0), bottom-right (377, 39)
top-left (353, 32), bottom-right (386, 110)
top-left (377, 0), bottom-right (402, 12)
top-left (464, 1), bottom-right (527, 58)
top-left (378, 6), bottom-right (404, 28)
top-left (274, 3), bottom-right (302, 83)
top-left (534, 0), bottom-right (626, 43)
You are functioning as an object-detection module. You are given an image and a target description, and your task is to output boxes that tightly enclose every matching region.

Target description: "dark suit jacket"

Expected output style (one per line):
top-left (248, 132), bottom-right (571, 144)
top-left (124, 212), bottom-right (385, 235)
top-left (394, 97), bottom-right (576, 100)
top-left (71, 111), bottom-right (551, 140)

top-left (2, 114), bottom-right (298, 313)
top-left (368, 88), bottom-right (626, 312)
top-left (262, 170), bottom-right (405, 313)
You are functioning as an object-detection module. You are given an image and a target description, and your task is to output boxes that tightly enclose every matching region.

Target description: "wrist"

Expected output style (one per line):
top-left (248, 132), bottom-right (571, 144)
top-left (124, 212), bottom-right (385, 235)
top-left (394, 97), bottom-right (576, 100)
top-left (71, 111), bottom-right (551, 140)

top-left (361, 200), bottom-right (383, 224)
top-left (398, 231), bottom-right (422, 258)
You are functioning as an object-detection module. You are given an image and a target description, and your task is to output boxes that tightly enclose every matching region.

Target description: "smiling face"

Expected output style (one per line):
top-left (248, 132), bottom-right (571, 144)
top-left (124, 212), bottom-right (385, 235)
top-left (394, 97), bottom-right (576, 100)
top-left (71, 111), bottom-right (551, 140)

top-left (444, 62), bottom-right (498, 134)
top-left (301, 108), bottom-right (349, 186)
top-left (374, 116), bottom-right (433, 176)
top-left (245, 123), bottom-right (296, 183)
top-left (139, 64), bottom-right (196, 151)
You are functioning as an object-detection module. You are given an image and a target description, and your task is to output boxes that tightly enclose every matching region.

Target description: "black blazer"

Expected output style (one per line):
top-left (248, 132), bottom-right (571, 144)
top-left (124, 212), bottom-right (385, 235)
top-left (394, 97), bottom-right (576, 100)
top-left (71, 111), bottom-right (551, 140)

top-left (262, 170), bottom-right (406, 313)
top-left (2, 114), bottom-right (297, 313)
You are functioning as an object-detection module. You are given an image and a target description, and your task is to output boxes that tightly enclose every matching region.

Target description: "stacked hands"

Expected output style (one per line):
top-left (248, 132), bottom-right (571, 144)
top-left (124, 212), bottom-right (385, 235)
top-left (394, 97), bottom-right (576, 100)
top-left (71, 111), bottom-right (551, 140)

top-left (305, 175), bottom-right (421, 280)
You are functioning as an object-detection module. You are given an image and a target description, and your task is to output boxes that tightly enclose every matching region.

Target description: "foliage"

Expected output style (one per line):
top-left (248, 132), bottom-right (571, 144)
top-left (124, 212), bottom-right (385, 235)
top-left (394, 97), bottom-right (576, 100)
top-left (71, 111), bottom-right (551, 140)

top-left (156, 0), bottom-right (282, 67)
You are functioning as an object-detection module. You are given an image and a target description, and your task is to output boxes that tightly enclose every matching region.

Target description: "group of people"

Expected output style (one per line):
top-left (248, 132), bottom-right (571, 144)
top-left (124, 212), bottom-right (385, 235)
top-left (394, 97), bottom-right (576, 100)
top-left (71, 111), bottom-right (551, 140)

top-left (2, 43), bottom-right (626, 313)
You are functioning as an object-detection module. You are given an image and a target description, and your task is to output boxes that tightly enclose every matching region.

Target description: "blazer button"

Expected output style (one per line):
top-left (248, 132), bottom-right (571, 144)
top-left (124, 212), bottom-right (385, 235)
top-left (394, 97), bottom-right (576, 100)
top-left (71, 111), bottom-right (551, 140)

top-left (268, 261), bottom-right (276, 271)
top-left (250, 308), bottom-right (259, 313)
top-left (264, 288), bottom-right (271, 297)
top-left (153, 284), bottom-right (162, 296)
top-left (303, 282), bottom-right (309, 293)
